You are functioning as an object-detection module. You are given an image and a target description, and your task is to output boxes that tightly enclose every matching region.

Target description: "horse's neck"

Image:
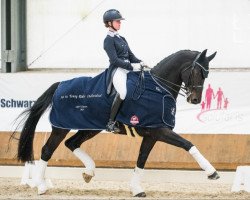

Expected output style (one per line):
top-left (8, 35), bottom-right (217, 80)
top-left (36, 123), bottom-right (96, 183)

top-left (151, 52), bottom-right (196, 99)
top-left (151, 65), bottom-right (182, 99)
top-left (155, 71), bottom-right (182, 99)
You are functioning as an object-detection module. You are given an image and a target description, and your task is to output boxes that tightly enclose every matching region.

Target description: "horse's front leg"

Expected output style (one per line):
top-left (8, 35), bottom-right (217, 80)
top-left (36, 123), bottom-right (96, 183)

top-left (152, 128), bottom-right (220, 179)
top-left (64, 130), bottom-right (100, 183)
top-left (131, 134), bottom-right (156, 197)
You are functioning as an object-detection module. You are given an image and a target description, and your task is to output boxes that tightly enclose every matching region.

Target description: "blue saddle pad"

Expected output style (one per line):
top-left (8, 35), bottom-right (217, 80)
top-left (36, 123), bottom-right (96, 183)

top-left (49, 69), bottom-right (176, 130)
top-left (117, 72), bottom-right (176, 128)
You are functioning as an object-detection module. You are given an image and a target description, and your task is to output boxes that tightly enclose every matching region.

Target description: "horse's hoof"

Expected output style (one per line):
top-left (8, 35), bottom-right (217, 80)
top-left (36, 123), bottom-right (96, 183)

top-left (208, 171), bottom-right (220, 180)
top-left (37, 181), bottom-right (48, 195)
top-left (38, 189), bottom-right (47, 195)
top-left (134, 192), bottom-right (146, 197)
top-left (82, 173), bottom-right (93, 183)
top-left (37, 185), bottom-right (47, 195)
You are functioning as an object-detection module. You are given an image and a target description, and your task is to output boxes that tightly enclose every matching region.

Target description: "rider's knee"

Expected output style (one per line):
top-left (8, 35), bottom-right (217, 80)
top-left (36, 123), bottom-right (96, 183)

top-left (119, 92), bottom-right (126, 100)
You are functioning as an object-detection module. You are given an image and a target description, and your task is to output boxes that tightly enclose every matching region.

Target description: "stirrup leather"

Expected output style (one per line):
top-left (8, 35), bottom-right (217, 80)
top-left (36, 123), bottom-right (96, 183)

top-left (106, 120), bottom-right (120, 133)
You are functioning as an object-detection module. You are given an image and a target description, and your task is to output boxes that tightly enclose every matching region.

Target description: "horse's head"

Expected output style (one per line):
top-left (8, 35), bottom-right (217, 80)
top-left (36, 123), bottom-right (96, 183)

top-left (181, 49), bottom-right (216, 104)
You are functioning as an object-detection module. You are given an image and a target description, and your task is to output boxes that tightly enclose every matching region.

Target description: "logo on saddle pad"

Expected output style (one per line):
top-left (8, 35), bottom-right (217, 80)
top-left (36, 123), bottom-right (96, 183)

top-left (130, 115), bottom-right (139, 125)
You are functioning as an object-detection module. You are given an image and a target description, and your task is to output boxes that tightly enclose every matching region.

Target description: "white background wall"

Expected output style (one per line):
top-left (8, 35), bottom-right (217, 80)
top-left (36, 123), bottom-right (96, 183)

top-left (26, 0), bottom-right (250, 69)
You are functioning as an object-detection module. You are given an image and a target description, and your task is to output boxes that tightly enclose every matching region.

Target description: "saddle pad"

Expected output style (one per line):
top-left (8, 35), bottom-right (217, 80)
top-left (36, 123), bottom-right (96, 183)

top-left (49, 70), bottom-right (176, 130)
top-left (50, 70), bottom-right (114, 130)
top-left (117, 72), bottom-right (176, 128)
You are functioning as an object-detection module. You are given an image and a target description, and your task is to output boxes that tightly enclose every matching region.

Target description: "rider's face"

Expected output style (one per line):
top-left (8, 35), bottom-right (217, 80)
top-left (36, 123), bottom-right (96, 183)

top-left (112, 20), bottom-right (121, 30)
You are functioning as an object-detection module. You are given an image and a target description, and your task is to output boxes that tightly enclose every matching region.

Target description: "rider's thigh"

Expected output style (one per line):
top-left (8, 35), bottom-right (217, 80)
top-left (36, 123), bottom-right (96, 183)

top-left (113, 67), bottom-right (128, 100)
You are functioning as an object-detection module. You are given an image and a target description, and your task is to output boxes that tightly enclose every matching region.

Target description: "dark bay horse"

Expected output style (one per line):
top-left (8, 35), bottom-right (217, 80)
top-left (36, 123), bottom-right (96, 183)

top-left (14, 49), bottom-right (218, 197)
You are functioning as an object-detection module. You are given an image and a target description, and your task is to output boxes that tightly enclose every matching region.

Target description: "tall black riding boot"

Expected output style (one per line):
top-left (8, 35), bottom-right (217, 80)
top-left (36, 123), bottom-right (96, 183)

top-left (106, 93), bottom-right (123, 133)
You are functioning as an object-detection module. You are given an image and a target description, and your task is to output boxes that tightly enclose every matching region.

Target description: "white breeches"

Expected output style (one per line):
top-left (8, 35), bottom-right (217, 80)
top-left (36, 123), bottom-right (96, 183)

top-left (113, 67), bottom-right (129, 100)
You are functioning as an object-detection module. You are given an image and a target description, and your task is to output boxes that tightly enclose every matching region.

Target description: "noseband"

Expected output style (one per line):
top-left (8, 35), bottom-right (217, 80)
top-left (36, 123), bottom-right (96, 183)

top-left (151, 53), bottom-right (208, 98)
top-left (181, 53), bottom-right (206, 96)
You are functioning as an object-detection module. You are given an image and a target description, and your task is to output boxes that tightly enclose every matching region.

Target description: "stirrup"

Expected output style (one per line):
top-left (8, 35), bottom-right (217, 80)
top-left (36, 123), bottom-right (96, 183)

top-left (106, 121), bottom-right (120, 133)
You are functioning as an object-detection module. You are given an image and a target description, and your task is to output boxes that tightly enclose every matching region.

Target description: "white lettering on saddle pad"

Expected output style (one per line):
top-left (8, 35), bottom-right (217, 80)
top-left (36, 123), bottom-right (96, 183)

top-left (75, 105), bottom-right (88, 111)
top-left (87, 94), bottom-right (102, 98)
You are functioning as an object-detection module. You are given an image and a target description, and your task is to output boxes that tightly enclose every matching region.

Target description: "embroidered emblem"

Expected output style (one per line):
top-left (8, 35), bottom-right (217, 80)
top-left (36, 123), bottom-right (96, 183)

top-left (155, 86), bottom-right (162, 93)
top-left (130, 115), bottom-right (139, 125)
top-left (171, 107), bottom-right (176, 116)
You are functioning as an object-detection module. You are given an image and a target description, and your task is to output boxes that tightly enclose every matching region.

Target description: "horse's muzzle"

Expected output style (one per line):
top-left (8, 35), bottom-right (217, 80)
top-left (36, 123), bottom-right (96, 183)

top-left (187, 92), bottom-right (202, 104)
top-left (191, 98), bottom-right (200, 104)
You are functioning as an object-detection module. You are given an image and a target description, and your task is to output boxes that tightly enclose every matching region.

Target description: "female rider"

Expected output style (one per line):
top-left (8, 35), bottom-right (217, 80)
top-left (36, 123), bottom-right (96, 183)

top-left (103, 9), bottom-right (146, 133)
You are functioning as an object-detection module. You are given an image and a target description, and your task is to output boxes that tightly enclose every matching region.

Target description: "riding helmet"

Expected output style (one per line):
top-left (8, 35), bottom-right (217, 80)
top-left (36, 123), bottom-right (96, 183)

top-left (103, 9), bottom-right (125, 23)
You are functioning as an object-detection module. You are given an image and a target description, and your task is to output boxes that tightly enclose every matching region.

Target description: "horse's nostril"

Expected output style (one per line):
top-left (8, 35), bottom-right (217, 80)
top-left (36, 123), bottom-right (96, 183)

top-left (192, 98), bottom-right (198, 104)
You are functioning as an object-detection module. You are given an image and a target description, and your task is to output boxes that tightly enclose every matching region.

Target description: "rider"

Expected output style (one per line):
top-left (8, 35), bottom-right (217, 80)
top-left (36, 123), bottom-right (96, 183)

top-left (103, 9), bottom-right (146, 133)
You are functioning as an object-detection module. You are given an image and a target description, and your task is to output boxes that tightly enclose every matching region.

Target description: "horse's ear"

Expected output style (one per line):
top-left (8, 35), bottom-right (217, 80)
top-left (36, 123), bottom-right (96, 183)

top-left (207, 51), bottom-right (217, 62)
top-left (198, 49), bottom-right (207, 62)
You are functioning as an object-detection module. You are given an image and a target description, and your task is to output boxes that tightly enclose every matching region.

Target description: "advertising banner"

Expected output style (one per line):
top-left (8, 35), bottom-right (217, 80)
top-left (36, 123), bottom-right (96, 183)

top-left (175, 71), bottom-right (250, 134)
top-left (0, 72), bottom-right (94, 132)
top-left (0, 71), bottom-right (249, 134)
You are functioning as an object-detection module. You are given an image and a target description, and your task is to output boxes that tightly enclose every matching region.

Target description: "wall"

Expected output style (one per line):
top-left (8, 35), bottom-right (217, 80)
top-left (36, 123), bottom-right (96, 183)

top-left (1, 0), bottom-right (250, 169)
top-left (2, 132), bottom-right (250, 170)
top-left (26, 0), bottom-right (250, 69)
top-left (0, 2), bottom-right (1, 70)
top-left (0, 70), bottom-right (250, 169)
top-left (0, 71), bottom-right (249, 133)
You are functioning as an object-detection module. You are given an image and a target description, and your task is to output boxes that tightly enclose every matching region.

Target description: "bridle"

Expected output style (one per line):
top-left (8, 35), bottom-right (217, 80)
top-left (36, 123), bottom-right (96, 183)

top-left (151, 53), bottom-right (209, 98)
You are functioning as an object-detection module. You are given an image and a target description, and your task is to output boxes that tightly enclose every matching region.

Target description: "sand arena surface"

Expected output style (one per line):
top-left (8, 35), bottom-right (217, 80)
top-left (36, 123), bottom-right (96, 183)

top-left (0, 167), bottom-right (250, 199)
top-left (0, 178), bottom-right (250, 199)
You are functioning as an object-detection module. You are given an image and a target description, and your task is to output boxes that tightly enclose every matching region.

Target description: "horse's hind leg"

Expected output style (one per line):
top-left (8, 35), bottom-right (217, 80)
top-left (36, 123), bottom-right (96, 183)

top-left (153, 128), bottom-right (219, 179)
top-left (65, 130), bottom-right (99, 183)
top-left (35, 126), bottom-right (69, 194)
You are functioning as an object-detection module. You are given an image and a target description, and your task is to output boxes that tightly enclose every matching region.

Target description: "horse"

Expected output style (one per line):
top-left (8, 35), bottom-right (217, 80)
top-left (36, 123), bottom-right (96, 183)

top-left (13, 49), bottom-right (219, 197)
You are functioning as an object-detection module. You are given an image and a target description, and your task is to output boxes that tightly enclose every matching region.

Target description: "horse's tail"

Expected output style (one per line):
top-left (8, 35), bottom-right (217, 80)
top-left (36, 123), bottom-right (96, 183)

top-left (14, 82), bottom-right (60, 162)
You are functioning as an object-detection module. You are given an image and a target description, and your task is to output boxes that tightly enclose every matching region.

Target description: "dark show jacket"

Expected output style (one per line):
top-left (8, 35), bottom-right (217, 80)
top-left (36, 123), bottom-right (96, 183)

top-left (104, 31), bottom-right (141, 94)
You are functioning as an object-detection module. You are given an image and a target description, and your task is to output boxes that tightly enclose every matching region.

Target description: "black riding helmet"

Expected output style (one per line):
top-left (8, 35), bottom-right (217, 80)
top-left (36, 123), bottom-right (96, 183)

top-left (103, 9), bottom-right (125, 23)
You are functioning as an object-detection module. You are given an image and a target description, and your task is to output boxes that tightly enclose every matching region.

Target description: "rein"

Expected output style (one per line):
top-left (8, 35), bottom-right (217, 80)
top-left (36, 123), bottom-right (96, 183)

top-left (151, 54), bottom-right (208, 98)
top-left (151, 74), bottom-right (188, 97)
top-left (132, 68), bottom-right (145, 100)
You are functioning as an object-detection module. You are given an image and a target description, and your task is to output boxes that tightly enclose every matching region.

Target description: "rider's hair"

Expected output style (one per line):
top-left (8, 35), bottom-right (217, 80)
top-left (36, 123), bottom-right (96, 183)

top-left (104, 21), bottom-right (110, 28)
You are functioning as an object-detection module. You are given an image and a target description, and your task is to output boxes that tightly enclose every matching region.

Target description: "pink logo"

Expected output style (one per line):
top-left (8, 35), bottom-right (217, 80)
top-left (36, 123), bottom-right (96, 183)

top-left (130, 115), bottom-right (139, 125)
top-left (197, 84), bottom-right (229, 123)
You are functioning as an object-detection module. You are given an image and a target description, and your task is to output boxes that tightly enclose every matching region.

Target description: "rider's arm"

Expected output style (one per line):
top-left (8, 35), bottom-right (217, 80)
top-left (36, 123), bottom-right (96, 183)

top-left (104, 37), bottom-right (133, 70)
top-left (122, 37), bottom-right (141, 63)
